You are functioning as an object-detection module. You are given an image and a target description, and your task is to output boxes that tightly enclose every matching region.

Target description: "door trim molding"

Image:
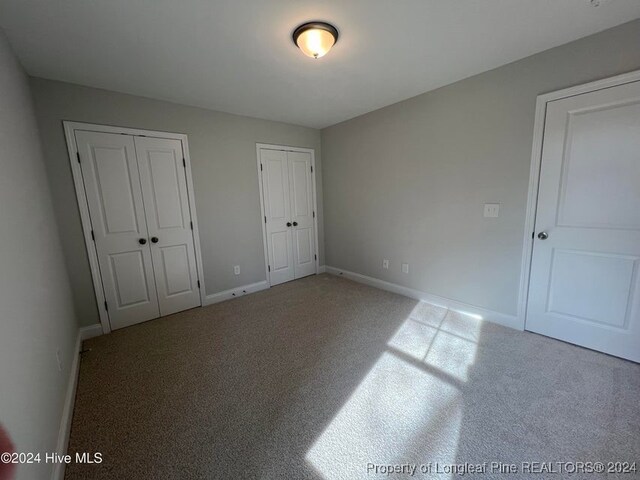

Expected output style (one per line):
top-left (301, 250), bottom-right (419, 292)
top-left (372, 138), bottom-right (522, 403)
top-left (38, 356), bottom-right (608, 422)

top-left (63, 121), bottom-right (207, 334)
top-left (256, 143), bottom-right (320, 287)
top-left (518, 69), bottom-right (640, 332)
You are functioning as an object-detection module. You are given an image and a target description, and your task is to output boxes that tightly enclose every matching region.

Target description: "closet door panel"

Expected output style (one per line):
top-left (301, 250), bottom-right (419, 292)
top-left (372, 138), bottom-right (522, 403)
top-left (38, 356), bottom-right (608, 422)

top-left (135, 136), bottom-right (201, 316)
top-left (75, 130), bottom-right (159, 329)
top-left (288, 151), bottom-right (316, 279)
top-left (261, 148), bottom-right (295, 285)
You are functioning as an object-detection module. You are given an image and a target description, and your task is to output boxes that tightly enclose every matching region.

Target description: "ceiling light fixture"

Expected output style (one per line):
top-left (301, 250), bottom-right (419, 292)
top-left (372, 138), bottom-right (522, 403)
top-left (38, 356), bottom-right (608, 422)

top-left (292, 22), bottom-right (339, 59)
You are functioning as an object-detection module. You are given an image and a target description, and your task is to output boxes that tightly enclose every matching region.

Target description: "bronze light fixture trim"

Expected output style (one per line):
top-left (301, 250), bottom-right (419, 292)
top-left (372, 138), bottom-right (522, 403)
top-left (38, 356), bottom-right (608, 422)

top-left (292, 21), bottom-right (339, 59)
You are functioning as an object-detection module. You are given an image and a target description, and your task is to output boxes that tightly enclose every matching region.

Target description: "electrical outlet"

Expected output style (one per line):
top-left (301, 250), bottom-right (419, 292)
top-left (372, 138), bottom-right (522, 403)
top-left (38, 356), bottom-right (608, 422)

top-left (382, 259), bottom-right (389, 269)
top-left (56, 349), bottom-right (62, 372)
top-left (234, 265), bottom-right (240, 275)
top-left (402, 263), bottom-right (409, 274)
top-left (484, 203), bottom-right (500, 218)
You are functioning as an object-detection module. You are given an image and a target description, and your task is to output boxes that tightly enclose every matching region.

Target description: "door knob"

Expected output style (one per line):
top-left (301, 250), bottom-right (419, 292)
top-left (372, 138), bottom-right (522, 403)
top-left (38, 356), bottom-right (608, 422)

top-left (286, 222), bottom-right (292, 227)
top-left (151, 237), bottom-right (159, 243)
top-left (292, 221), bottom-right (298, 226)
top-left (537, 231), bottom-right (548, 240)
top-left (138, 238), bottom-right (147, 245)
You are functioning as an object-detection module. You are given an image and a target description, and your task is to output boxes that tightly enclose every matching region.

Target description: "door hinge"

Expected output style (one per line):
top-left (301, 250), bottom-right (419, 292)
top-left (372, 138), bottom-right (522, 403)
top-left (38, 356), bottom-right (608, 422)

top-left (260, 163), bottom-right (263, 171)
top-left (268, 265), bottom-right (271, 272)
top-left (314, 254), bottom-right (317, 261)
top-left (91, 230), bottom-right (95, 241)
top-left (264, 216), bottom-right (267, 224)
top-left (104, 301), bottom-right (108, 312)
top-left (182, 158), bottom-right (186, 168)
top-left (190, 221), bottom-right (193, 230)
top-left (76, 152), bottom-right (81, 163)
top-left (197, 280), bottom-right (200, 289)
top-left (311, 165), bottom-right (313, 173)
top-left (313, 211), bottom-right (315, 218)
top-left (532, 231), bottom-right (535, 239)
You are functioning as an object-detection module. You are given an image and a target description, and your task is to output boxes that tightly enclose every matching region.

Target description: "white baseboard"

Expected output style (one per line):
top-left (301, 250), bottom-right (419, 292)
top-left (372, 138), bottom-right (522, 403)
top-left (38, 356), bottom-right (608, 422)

top-left (79, 323), bottom-right (103, 341)
top-left (325, 266), bottom-right (522, 330)
top-left (204, 280), bottom-right (269, 306)
top-left (51, 329), bottom-right (82, 480)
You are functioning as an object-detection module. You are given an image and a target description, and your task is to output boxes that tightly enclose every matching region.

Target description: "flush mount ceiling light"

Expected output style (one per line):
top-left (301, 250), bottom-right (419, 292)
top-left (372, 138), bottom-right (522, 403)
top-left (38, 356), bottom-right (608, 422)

top-left (292, 22), bottom-right (339, 59)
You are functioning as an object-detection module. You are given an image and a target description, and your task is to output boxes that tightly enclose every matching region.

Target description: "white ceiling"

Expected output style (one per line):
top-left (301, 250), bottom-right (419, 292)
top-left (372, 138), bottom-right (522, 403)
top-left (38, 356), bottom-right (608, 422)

top-left (1, 0), bottom-right (639, 128)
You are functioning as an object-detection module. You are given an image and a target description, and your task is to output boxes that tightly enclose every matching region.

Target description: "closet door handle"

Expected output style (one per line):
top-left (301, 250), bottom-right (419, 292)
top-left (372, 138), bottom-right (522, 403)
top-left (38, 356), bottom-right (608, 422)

top-left (151, 237), bottom-right (159, 244)
top-left (286, 222), bottom-right (292, 227)
top-left (292, 221), bottom-right (298, 226)
top-left (138, 238), bottom-right (147, 245)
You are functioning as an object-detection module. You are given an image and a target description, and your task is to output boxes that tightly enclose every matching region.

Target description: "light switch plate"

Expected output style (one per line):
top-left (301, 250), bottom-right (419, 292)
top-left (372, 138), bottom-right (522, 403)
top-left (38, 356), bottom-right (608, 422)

top-left (402, 263), bottom-right (409, 274)
top-left (484, 203), bottom-right (500, 218)
top-left (382, 259), bottom-right (389, 269)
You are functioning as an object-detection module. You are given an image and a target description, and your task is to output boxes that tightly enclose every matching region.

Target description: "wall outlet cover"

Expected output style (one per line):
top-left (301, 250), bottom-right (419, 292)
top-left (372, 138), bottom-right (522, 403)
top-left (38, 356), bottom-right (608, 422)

top-left (402, 263), bottom-right (409, 274)
top-left (234, 265), bottom-right (240, 275)
top-left (382, 259), bottom-right (389, 269)
top-left (484, 203), bottom-right (500, 218)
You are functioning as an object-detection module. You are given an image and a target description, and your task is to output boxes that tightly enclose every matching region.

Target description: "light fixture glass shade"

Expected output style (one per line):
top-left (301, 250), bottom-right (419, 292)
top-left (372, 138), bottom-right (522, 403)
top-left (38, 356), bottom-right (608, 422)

top-left (293, 22), bottom-right (338, 59)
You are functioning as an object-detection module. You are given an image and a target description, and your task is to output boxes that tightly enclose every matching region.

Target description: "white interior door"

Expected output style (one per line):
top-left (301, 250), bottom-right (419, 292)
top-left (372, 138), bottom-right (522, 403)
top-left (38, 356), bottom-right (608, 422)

top-left (288, 151), bottom-right (316, 279)
top-left (261, 149), bottom-right (295, 286)
top-left (135, 137), bottom-right (201, 316)
top-left (75, 131), bottom-right (160, 329)
top-left (527, 80), bottom-right (640, 362)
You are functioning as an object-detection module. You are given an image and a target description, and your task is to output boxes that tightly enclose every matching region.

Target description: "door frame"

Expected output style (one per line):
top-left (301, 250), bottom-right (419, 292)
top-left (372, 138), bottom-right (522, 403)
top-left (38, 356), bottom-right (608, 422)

top-left (518, 69), bottom-right (640, 332)
top-left (63, 121), bottom-right (207, 334)
top-left (256, 143), bottom-right (320, 287)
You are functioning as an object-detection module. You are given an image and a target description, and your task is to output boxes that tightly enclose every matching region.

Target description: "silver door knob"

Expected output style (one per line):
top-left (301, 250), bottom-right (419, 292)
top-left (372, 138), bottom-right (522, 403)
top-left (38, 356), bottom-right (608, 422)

top-left (537, 231), bottom-right (548, 240)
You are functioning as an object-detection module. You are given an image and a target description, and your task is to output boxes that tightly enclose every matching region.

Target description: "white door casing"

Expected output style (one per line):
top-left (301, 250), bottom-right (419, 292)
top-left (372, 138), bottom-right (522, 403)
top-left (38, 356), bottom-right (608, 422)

top-left (134, 136), bottom-right (201, 316)
top-left (75, 130), bottom-right (160, 329)
top-left (258, 145), bottom-right (318, 287)
top-left (526, 80), bottom-right (640, 362)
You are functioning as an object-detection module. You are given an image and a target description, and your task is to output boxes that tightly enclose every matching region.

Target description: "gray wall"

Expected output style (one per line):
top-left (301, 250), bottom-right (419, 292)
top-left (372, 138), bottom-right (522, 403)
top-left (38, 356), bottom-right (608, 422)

top-left (30, 79), bottom-right (323, 327)
top-left (321, 19), bottom-right (640, 317)
top-left (0, 30), bottom-right (78, 480)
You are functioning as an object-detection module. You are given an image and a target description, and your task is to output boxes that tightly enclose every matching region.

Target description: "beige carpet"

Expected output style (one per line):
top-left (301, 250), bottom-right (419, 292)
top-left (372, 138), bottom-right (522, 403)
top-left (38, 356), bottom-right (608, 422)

top-left (65, 274), bottom-right (640, 479)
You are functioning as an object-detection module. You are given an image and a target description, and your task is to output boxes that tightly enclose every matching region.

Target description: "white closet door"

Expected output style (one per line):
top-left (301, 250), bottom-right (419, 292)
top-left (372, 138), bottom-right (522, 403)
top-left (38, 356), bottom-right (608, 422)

top-left (134, 137), bottom-right (201, 316)
top-left (261, 149), bottom-right (295, 285)
top-left (75, 131), bottom-right (159, 329)
top-left (288, 151), bottom-right (316, 279)
top-left (526, 80), bottom-right (640, 362)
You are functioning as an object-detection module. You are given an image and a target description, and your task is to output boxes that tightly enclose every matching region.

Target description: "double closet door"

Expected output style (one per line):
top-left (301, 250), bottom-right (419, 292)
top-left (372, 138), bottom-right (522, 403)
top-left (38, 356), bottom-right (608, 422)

top-left (76, 130), bottom-right (201, 330)
top-left (260, 148), bottom-right (317, 286)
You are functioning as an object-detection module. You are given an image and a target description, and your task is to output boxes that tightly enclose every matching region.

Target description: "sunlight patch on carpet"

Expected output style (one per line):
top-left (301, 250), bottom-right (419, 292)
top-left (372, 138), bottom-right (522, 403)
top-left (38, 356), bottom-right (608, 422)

top-left (306, 302), bottom-right (483, 478)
